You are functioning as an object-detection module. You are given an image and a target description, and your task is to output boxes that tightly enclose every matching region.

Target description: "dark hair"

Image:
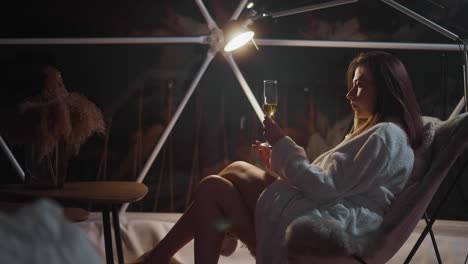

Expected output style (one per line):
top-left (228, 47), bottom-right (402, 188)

top-left (346, 51), bottom-right (423, 148)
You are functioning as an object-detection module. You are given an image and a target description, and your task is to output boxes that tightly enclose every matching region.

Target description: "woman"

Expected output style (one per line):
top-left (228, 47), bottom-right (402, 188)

top-left (135, 51), bottom-right (423, 264)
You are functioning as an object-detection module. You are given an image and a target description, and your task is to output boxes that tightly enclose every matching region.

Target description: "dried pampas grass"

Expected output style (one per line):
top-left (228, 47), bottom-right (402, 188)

top-left (2, 72), bottom-right (105, 162)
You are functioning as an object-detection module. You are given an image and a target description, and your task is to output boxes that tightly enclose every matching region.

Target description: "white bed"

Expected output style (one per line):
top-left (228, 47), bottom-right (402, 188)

top-left (0, 199), bottom-right (466, 263)
top-left (78, 211), bottom-right (468, 264)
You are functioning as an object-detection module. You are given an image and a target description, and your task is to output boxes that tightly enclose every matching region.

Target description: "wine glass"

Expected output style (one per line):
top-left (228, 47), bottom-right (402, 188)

top-left (263, 80), bottom-right (278, 117)
top-left (261, 80), bottom-right (277, 148)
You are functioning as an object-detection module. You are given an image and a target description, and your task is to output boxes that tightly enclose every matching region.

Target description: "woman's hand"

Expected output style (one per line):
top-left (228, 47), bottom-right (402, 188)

top-left (252, 140), bottom-right (272, 171)
top-left (263, 115), bottom-right (286, 146)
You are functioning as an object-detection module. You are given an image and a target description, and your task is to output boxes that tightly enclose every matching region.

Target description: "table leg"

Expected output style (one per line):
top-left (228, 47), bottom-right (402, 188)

top-left (112, 205), bottom-right (124, 264)
top-left (102, 209), bottom-right (114, 264)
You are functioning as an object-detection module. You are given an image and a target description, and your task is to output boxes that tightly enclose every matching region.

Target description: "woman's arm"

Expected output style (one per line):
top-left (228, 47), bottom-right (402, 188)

top-left (270, 125), bottom-right (401, 200)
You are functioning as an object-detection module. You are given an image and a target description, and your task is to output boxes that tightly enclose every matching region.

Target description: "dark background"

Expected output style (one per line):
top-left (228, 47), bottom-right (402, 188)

top-left (0, 0), bottom-right (467, 219)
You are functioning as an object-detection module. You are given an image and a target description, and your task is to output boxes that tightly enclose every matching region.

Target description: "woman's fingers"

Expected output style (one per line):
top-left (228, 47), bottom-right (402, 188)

top-left (252, 140), bottom-right (271, 169)
top-left (251, 141), bottom-right (264, 157)
top-left (263, 115), bottom-right (285, 146)
top-left (255, 141), bottom-right (271, 154)
top-left (263, 115), bottom-right (274, 128)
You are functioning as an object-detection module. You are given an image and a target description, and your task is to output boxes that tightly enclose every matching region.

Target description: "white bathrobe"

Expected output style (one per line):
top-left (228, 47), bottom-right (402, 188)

top-left (255, 122), bottom-right (414, 264)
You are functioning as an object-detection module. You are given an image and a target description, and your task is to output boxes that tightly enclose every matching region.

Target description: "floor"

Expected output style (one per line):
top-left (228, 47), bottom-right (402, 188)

top-left (78, 212), bottom-right (468, 264)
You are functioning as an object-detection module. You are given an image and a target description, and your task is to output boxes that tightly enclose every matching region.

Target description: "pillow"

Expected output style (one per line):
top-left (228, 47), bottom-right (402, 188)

top-left (0, 199), bottom-right (102, 264)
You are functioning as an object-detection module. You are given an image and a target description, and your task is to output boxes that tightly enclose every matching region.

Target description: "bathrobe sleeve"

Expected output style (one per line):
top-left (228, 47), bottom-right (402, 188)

top-left (270, 125), bottom-right (398, 200)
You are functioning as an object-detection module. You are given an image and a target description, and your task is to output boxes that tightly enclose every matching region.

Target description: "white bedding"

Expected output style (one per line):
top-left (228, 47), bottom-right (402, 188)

top-left (0, 199), bottom-right (102, 264)
top-left (77, 211), bottom-right (468, 264)
top-left (78, 212), bottom-right (255, 264)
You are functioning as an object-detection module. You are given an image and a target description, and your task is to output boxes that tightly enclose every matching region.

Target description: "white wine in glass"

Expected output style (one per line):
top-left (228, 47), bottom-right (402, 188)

top-left (261, 80), bottom-right (277, 149)
top-left (263, 80), bottom-right (278, 117)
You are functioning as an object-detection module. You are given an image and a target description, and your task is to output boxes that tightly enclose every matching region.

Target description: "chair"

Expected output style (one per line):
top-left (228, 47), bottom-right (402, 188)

top-left (288, 112), bottom-right (468, 264)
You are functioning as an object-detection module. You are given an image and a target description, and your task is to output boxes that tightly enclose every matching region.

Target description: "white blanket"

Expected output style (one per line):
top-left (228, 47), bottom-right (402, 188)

top-left (0, 199), bottom-right (102, 264)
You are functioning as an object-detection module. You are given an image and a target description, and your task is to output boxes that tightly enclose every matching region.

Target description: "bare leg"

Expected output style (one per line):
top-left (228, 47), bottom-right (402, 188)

top-left (193, 175), bottom-right (258, 263)
top-left (136, 203), bottom-right (196, 263)
top-left (218, 161), bottom-right (276, 216)
top-left (135, 161), bottom-right (275, 264)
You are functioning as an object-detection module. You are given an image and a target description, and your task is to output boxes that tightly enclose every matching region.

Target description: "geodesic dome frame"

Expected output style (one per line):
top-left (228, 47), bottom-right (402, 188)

top-left (0, 0), bottom-right (467, 216)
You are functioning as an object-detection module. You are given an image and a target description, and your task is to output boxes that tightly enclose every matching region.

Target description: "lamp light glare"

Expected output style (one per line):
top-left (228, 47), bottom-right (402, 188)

top-left (246, 2), bottom-right (254, 9)
top-left (224, 31), bottom-right (255, 52)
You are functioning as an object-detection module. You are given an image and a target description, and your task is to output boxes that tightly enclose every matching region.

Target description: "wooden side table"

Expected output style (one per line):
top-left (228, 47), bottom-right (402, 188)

top-left (0, 181), bottom-right (148, 264)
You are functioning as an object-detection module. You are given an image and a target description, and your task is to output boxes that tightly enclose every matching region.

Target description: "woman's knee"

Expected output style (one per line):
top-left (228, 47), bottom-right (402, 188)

top-left (221, 161), bottom-right (274, 191)
top-left (220, 161), bottom-right (251, 175)
top-left (195, 175), bottom-right (232, 200)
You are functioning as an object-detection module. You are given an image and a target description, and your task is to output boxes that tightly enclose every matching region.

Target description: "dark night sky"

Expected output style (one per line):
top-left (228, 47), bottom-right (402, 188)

top-left (0, 0), bottom-right (467, 39)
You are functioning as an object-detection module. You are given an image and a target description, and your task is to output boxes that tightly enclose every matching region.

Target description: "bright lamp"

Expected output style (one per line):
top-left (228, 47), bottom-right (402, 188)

top-left (224, 30), bottom-right (255, 52)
